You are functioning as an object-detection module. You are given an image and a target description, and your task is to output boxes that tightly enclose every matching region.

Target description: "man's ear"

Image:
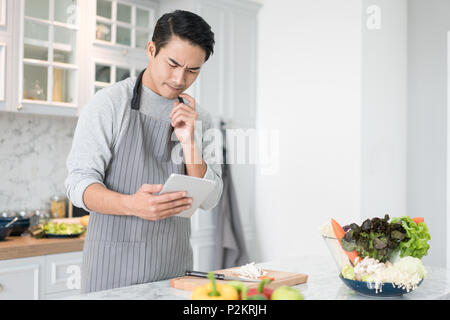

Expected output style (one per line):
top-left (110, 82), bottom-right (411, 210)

top-left (146, 41), bottom-right (156, 59)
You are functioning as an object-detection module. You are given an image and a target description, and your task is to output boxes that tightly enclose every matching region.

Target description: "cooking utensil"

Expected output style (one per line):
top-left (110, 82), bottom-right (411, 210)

top-left (185, 270), bottom-right (260, 282)
top-left (4, 216), bottom-right (18, 228)
top-left (0, 221), bottom-right (14, 241)
top-left (171, 268), bottom-right (308, 291)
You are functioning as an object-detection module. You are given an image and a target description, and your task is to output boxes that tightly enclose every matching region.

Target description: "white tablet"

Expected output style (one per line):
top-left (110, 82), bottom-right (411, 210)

top-left (159, 173), bottom-right (217, 218)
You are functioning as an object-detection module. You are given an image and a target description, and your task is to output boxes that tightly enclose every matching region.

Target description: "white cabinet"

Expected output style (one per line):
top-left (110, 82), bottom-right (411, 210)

top-left (0, 0), bottom-right (6, 27)
top-left (3, 0), bottom-right (158, 116)
top-left (15, 0), bottom-right (81, 115)
top-left (0, 251), bottom-right (83, 300)
top-left (0, 256), bottom-right (41, 299)
top-left (85, 0), bottom-right (158, 108)
top-left (43, 251), bottom-right (83, 297)
top-left (94, 0), bottom-right (156, 50)
top-left (0, 0), bottom-right (12, 112)
top-left (92, 59), bottom-right (142, 95)
top-left (0, 41), bottom-right (5, 102)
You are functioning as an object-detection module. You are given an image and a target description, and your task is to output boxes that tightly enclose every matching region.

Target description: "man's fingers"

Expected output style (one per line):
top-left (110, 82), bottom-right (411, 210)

top-left (178, 93), bottom-right (196, 110)
top-left (171, 113), bottom-right (192, 127)
top-left (171, 109), bottom-right (191, 121)
top-left (158, 203), bottom-right (192, 219)
top-left (154, 197), bottom-right (192, 211)
top-left (170, 104), bottom-right (194, 118)
top-left (152, 191), bottom-right (188, 203)
top-left (139, 184), bottom-right (163, 193)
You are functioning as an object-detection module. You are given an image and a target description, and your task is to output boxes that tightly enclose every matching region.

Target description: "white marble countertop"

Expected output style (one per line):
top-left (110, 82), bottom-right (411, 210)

top-left (63, 254), bottom-right (450, 300)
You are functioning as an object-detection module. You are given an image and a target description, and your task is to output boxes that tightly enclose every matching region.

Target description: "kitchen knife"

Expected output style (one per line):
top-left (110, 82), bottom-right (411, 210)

top-left (185, 270), bottom-right (261, 282)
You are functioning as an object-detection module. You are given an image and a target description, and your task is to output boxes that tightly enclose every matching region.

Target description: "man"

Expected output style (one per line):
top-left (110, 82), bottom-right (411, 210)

top-left (65, 10), bottom-right (223, 294)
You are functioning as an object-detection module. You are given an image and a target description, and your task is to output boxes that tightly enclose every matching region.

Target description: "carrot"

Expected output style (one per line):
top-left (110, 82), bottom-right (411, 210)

top-left (331, 219), bottom-right (361, 265)
top-left (259, 276), bottom-right (275, 281)
top-left (331, 219), bottom-right (346, 239)
top-left (412, 217), bottom-right (424, 224)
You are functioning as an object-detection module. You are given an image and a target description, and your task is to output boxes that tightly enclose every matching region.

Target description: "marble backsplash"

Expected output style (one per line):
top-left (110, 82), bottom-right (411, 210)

top-left (0, 111), bottom-right (78, 213)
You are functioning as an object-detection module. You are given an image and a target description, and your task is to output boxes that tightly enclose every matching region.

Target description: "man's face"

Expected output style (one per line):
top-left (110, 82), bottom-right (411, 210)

top-left (146, 36), bottom-right (206, 99)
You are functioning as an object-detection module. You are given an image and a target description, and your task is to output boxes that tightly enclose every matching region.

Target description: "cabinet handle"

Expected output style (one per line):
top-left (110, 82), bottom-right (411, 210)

top-left (17, 104), bottom-right (23, 111)
top-left (0, 284), bottom-right (3, 292)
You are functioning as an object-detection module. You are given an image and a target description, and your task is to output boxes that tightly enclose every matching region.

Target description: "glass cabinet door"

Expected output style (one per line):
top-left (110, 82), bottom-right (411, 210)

top-left (135, 7), bottom-right (150, 49)
top-left (94, 62), bottom-right (143, 94)
top-left (95, 0), bottom-right (154, 49)
top-left (96, 0), bottom-right (112, 42)
top-left (22, 0), bottom-right (79, 106)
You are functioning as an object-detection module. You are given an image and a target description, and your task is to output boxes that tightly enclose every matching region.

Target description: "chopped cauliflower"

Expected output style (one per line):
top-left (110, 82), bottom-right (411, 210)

top-left (349, 256), bottom-right (425, 293)
top-left (230, 262), bottom-right (267, 279)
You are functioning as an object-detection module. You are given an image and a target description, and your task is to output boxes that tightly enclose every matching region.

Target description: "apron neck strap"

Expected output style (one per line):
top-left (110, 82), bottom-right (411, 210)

top-left (131, 69), bottom-right (146, 110)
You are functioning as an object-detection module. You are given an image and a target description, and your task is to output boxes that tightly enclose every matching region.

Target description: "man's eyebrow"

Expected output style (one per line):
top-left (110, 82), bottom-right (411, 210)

top-left (168, 57), bottom-right (201, 70)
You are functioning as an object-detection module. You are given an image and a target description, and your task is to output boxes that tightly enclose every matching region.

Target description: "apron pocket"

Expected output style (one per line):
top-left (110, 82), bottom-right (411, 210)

top-left (82, 240), bottom-right (146, 293)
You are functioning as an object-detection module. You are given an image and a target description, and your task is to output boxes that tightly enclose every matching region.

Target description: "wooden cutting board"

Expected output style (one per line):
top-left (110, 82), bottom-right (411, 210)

top-left (170, 267), bottom-right (308, 291)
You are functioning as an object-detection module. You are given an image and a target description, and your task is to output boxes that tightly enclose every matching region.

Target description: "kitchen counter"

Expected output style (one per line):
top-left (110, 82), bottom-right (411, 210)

top-left (0, 234), bottom-right (84, 260)
top-left (64, 254), bottom-right (450, 300)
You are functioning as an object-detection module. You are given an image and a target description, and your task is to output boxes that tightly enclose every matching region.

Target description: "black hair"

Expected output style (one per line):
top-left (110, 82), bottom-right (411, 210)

top-left (152, 10), bottom-right (215, 62)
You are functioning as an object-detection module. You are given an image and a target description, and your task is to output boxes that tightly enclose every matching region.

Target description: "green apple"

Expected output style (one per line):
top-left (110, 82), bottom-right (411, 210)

top-left (270, 285), bottom-right (304, 300)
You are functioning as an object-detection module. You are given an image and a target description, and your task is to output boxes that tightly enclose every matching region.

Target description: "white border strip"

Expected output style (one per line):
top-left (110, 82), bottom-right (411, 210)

top-left (447, 32), bottom-right (450, 268)
top-left (0, 0), bottom-right (6, 26)
top-left (0, 42), bottom-right (5, 101)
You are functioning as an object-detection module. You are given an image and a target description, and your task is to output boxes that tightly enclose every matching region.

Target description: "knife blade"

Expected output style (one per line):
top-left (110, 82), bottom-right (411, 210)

top-left (185, 270), bottom-right (261, 282)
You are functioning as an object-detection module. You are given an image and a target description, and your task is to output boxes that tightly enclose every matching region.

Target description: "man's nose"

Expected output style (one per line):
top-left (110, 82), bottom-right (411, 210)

top-left (172, 69), bottom-right (185, 87)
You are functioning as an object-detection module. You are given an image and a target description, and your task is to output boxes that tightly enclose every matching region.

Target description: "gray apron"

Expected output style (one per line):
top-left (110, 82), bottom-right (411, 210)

top-left (80, 70), bottom-right (193, 294)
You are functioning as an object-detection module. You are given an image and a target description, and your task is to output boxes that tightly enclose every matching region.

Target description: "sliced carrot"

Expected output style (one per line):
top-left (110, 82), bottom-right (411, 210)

top-left (259, 276), bottom-right (275, 281)
top-left (412, 217), bottom-right (424, 224)
top-left (331, 218), bottom-right (361, 265)
top-left (331, 219), bottom-right (346, 239)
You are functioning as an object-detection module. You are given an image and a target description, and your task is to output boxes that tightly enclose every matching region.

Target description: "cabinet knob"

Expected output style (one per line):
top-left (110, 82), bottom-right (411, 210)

top-left (121, 49), bottom-right (128, 56)
top-left (17, 104), bottom-right (23, 111)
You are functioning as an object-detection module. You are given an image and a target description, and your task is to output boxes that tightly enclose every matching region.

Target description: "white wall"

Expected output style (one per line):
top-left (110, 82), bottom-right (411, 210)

top-left (407, 0), bottom-right (450, 267)
top-left (361, 0), bottom-right (407, 221)
top-left (254, 0), bottom-right (363, 262)
top-left (254, 0), bottom-right (409, 264)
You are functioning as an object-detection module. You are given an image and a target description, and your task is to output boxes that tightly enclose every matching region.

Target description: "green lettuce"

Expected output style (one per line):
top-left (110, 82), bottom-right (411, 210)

top-left (43, 222), bottom-right (85, 235)
top-left (390, 216), bottom-right (430, 259)
top-left (394, 256), bottom-right (427, 279)
top-left (341, 265), bottom-right (355, 280)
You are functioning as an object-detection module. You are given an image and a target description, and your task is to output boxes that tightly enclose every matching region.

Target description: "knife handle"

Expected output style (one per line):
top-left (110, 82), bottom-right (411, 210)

top-left (185, 270), bottom-right (225, 280)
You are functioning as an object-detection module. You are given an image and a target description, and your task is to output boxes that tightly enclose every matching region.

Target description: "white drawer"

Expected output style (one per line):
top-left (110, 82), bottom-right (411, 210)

top-left (43, 289), bottom-right (81, 300)
top-left (0, 256), bottom-right (43, 299)
top-left (44, 251), bottom-right (83, 295)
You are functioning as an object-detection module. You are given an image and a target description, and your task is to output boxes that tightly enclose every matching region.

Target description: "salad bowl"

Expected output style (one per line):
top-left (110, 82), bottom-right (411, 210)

top-left (338, 274), bottom-right (423, 297)
top-left (321, 215), bottom-right (430, 298)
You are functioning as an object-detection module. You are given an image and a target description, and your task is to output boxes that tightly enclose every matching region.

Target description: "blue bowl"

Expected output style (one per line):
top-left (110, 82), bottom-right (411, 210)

top-left (0, 222), bottom-right (13, 241)
top-left (339, 274), bottom-right (423, 297)
top-left (0, 217), bottom-right (30, 236)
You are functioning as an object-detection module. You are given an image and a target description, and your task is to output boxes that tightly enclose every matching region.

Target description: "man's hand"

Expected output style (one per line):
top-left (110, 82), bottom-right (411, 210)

top-left (127, 184), bottom-right (193, 220)
top-left (170, 93), bottom-right (198, 144)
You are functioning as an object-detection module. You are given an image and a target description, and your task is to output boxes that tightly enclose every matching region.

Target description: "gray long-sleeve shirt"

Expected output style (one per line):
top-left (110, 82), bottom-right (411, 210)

top-left (65, 76), bottom-right (223, 213)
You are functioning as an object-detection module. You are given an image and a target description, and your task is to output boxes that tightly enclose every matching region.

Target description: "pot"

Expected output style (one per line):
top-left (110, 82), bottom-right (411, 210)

top-left (0, 211), bottom-right (31, 236)
top-left (0, 221), bottom-right (14, 241)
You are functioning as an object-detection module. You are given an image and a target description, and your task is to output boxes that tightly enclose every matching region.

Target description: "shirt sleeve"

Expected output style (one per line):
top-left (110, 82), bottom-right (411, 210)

top-left (64, 89), bottom-right (117, 211)
top-left (196, 109), bottom-right (224, 211)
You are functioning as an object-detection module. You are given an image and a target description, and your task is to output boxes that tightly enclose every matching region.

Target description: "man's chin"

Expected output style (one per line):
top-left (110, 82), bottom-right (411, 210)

top-left (162, 90), bottom-right (182, 100)
top-left (163, 84), bottom-right (184, 99)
